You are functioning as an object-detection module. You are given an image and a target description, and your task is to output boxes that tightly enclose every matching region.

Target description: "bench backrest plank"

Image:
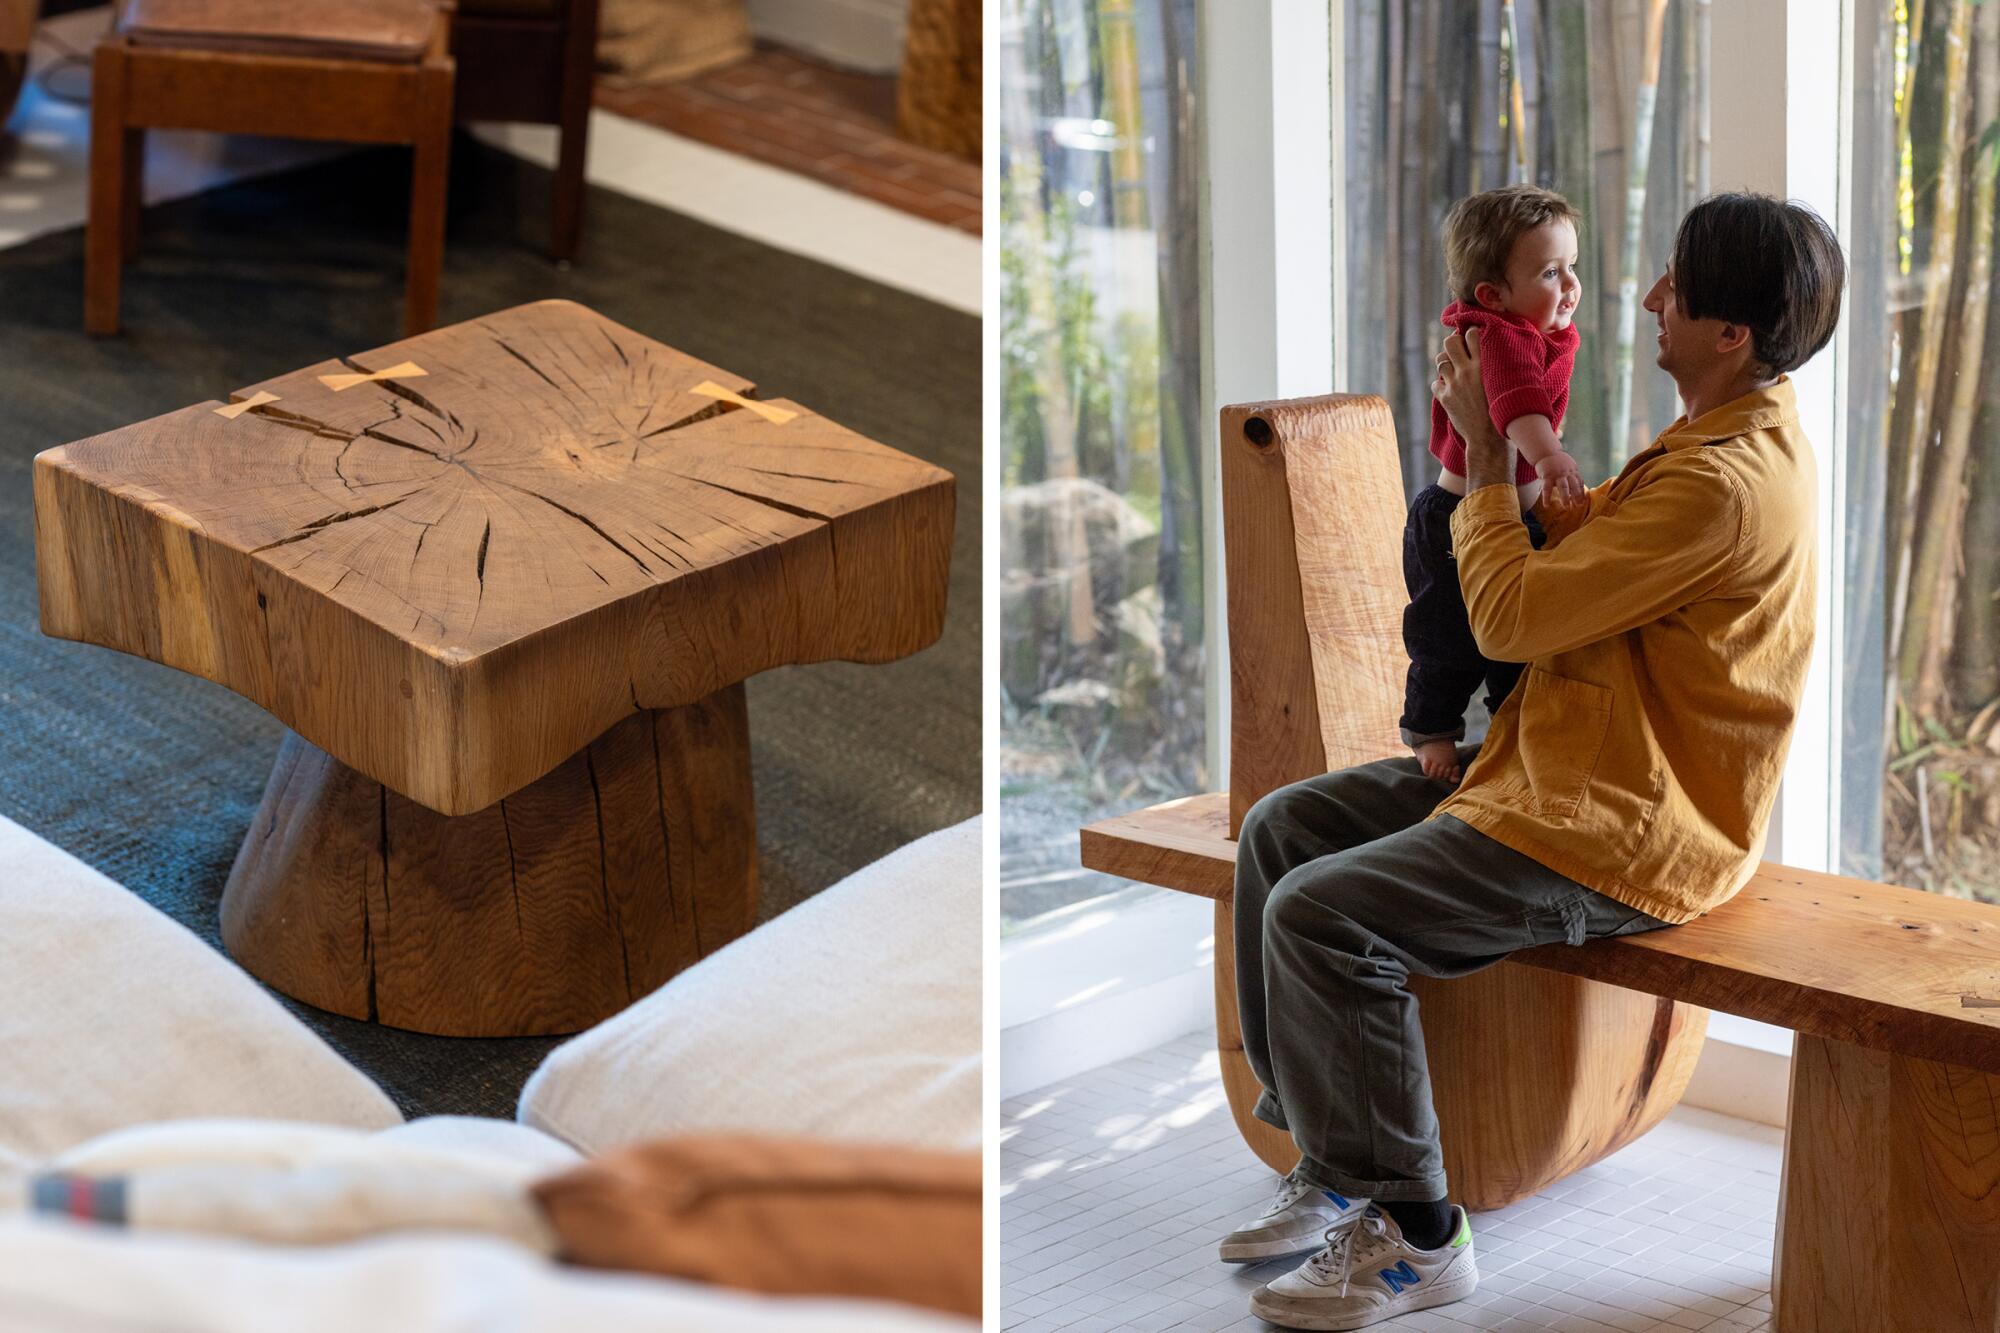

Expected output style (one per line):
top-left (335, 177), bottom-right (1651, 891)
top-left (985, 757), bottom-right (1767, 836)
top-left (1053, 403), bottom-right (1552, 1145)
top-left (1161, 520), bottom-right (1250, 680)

top-left (1221, 395), bottom-right (1408, 835)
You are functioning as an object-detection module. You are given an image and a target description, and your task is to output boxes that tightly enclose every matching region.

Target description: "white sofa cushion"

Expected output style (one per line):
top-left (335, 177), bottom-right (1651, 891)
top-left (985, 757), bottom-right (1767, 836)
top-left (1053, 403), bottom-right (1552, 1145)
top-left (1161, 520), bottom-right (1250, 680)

top-left (0, 1222), bottom-right (974, 1331)
top-left (0, 814), bottom-right (400, 1157)
top-left (519, 818), bottom-right (982, 1155)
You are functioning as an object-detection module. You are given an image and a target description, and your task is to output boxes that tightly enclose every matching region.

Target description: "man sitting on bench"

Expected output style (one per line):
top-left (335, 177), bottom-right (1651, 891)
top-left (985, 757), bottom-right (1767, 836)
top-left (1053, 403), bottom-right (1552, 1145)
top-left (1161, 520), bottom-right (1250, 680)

top-left (1223, 193), bottom-right (1846, 1331)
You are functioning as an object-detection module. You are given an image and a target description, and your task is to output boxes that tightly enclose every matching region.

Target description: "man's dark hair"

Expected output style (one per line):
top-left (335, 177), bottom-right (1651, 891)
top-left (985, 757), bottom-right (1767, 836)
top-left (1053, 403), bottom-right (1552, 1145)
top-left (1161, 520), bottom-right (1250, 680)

top-left (1670, 193), bottom-right (1846, 378)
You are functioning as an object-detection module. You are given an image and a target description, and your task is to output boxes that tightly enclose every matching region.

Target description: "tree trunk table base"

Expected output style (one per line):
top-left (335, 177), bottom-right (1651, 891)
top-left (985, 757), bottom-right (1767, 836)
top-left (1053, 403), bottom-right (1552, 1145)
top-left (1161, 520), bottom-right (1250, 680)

top-left (223, 688), bottom-right (752, 1037)
top-left (1773, 1034), bottom-right (2000, 1332)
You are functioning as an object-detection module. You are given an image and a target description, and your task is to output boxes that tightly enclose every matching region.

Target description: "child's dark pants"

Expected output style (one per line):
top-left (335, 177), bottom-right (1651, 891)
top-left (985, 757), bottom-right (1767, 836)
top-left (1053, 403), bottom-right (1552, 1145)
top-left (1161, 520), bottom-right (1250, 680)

top-left (1399, 483), bottom-right (1547, 746)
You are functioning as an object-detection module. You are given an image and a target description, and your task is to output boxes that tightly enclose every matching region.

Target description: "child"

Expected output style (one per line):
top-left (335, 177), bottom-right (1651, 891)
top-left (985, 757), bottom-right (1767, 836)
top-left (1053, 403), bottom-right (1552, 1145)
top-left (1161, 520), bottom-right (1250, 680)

top-left (1403, 185), bottom-right (1586, 784)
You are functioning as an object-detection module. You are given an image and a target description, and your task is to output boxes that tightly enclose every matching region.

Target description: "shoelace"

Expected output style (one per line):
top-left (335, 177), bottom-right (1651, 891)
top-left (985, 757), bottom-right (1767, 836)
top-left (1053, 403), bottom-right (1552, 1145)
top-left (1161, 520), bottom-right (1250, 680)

top-left (1259, 1177), bottom-right (1311, 1219)
top-left (1301, 1211), bottom-right (1393, 1295)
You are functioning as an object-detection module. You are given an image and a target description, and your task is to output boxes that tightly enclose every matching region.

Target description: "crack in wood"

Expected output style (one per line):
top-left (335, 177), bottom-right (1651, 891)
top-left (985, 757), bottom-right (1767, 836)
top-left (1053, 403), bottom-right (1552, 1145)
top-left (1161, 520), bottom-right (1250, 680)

top-left (474, 517), bottom-right (491, 608)
top-left (599, 326), bottom-right (629, 368)
top-left (585, 750), bottom-right (633, 1001)
top-left (647, 710), bottom-right (681, 940)
top-left (639, 401), bottom-right (733, 439)
top-left (489, 337), bottom-right (563, 392)
top-left (369, 783), bottom-right (386, 1025)
top-left (680, 474), bottom-right (836, 524)
top-left (485, 476), bottom-right (655, 577)
top-left (251, 493), bottom-right (420, 553)
top-left (500, 798), bottom-right (522, 937)
top-left (340, 356), bottom-right (462, 432)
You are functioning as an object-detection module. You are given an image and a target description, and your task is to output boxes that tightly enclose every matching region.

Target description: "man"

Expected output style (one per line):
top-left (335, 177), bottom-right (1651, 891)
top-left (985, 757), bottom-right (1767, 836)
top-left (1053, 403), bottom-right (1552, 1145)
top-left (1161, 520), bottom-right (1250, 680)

top-left (1224, 192), bottom-right (1845, 1330)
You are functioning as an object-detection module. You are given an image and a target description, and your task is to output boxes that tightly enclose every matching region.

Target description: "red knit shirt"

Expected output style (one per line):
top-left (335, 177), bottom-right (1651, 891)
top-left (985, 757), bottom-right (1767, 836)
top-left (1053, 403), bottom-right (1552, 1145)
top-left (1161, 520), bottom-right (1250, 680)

top-left (1428, 301), bottom-right (1581, 483)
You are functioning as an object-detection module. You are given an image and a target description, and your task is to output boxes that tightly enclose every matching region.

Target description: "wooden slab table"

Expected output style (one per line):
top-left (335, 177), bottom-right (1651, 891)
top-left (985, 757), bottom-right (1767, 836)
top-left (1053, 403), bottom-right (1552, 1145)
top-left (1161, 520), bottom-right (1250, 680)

top-left (34, 299), bottom-right (955, 1036)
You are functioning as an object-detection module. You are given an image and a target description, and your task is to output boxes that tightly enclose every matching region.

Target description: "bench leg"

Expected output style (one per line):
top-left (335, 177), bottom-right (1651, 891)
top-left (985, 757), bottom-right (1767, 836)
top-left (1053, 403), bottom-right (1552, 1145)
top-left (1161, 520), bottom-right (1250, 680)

top-left (1208, 894), bottom-right (1708, 1210)
top-left (84, 44), bottom-right (128, 336)
top-left (1774, 1033), bottom-right (2000, 1331)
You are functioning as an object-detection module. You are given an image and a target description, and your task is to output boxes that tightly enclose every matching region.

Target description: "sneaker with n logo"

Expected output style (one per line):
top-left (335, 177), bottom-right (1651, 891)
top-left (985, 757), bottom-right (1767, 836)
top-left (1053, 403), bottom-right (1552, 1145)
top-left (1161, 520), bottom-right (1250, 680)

top-left (1249, 1202), bottom-right (1479, 1330)
top-left (1217, 1174), bottom-right (1372, 1263)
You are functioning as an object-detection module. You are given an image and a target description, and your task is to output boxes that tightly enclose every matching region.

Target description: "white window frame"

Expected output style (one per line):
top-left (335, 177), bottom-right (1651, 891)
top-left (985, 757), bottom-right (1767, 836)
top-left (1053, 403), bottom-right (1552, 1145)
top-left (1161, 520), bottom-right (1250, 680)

top-left (1005, 0), bottom-right (1856, 1098)
top-left (1710, 0), bottom-right (1850, 879)
top-left (1000, 0), bottom-right (1337, 1098)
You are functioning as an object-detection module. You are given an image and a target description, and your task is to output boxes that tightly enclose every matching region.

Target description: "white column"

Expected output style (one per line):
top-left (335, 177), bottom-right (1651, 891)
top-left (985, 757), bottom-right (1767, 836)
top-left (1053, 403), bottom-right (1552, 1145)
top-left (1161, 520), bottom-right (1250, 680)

top-left (1709, 0), bottom-right (1850, 876)
top-left (1197, 0), bottom-right (1337, 788)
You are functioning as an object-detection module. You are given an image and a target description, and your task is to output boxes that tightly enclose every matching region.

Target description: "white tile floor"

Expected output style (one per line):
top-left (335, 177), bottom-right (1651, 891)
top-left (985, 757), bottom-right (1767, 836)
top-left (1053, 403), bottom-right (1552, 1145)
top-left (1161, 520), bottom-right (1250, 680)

top-left (1002, 1031), bottom-right (1781, 1333)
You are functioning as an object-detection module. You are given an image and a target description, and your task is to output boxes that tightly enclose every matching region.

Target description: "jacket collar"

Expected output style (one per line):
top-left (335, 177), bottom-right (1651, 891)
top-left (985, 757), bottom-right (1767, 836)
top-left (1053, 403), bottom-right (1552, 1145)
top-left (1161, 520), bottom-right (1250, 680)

top-left (1652, 377), bottom-right (1798, 452)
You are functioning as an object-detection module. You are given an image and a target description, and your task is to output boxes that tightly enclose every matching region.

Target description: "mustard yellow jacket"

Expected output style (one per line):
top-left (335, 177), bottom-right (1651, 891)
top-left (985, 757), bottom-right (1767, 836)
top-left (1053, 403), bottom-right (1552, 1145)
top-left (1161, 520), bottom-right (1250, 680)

top-left (1431, 378), bottom-right (1816, 924)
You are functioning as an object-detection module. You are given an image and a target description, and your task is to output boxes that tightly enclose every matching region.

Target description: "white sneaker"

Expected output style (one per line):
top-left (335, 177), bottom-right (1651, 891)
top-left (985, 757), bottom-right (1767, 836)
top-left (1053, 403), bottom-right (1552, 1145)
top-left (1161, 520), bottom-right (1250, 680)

top-left (1248, 1203), bottom-right (1478, 1330)
top-left (1217, 1174), bottom-right (1372, 1263)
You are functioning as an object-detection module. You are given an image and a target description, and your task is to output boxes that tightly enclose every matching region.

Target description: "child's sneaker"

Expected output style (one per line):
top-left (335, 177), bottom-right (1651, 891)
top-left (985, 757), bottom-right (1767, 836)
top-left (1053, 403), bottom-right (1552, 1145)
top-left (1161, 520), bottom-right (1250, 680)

top-left (1217, 1174), bottom-right (1371, 1263)
top-left (1248, 1203), bottom-right (1478, 1329)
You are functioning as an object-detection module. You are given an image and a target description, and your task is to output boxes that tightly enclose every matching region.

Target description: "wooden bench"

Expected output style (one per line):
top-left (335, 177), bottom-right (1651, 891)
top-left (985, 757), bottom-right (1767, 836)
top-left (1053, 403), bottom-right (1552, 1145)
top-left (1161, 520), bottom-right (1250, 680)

top-left (1079, 394), bottom-right (2000, 1333)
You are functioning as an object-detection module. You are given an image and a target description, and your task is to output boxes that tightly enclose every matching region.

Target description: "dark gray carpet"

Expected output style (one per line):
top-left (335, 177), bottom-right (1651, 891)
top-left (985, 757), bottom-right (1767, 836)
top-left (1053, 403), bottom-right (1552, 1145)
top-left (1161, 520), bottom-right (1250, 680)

top-left (0, 134), bottom-right (979, 1118)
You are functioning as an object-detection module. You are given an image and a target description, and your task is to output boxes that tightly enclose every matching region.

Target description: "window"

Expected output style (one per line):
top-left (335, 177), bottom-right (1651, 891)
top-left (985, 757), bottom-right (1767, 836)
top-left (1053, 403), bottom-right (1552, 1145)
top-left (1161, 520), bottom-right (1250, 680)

top-left (1341, 0), bottom-right (1708, 500)
top-left (1844, 0), bottom-right (1999, 904)
top-left (998, 0), bottom-right (1206, 934)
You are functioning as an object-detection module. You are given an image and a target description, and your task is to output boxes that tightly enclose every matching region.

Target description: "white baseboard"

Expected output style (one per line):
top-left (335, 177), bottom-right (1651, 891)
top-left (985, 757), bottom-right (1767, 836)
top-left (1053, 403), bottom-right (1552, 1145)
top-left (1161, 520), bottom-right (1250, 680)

top-left (1000, 970), bottom-right (1213, 1100)
top-left (469, 112), bottom-right (979, 315)
top-left (1679, 1012), bottom-right (1793, 1128)
top-left (742, 0), bottom-right (907, 73)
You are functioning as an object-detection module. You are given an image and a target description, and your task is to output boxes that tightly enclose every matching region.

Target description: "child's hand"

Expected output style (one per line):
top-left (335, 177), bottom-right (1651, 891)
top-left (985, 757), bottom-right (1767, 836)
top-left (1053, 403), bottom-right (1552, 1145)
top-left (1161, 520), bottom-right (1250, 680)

top-left (1535, 451), bottom-right (1586, 509)
top-left (1414, 739), bottom-right (1462, 784)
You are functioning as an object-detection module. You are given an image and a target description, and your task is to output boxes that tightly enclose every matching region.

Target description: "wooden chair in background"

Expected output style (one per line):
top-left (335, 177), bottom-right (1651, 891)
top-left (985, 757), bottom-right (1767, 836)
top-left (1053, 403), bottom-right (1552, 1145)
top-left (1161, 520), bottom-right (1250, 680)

top-left (1, 0), bottom-right (33, 129)
top-left (85, 0), bottom-right (454, 336)
top-left (451, 0), bottom-right (600, 262)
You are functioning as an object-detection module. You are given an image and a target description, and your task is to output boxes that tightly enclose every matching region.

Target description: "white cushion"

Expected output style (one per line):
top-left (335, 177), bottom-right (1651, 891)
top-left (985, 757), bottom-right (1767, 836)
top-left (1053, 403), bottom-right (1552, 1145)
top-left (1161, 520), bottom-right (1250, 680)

top-left (0, 1222), bottom-right (975, 1331)
top-left (520, 818), bottom-right (982, 1154)
top-left (0, 815), bottom-right (400, 1158)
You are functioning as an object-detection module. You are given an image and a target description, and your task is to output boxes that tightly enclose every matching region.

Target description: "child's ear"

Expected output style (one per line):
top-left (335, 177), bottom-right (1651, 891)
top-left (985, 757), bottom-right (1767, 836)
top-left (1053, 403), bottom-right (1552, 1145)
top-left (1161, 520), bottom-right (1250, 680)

top-left (1472, 280), bottom-right (1507, 312)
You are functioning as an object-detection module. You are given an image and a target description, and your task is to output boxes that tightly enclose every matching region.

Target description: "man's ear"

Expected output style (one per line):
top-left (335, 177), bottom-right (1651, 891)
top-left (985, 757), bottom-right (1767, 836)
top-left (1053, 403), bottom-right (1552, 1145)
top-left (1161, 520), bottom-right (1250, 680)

top-left (1472, 280), bottom-right (1507, 312)
top-left (1716, 322), bottom-right (1753, 358)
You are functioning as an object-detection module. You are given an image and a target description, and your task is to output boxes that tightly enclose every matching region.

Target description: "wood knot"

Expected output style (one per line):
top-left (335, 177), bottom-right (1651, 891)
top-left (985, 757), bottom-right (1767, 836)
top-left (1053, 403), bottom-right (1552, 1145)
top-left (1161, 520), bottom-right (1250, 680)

top-left (398, 679), bottom-right (413, 700)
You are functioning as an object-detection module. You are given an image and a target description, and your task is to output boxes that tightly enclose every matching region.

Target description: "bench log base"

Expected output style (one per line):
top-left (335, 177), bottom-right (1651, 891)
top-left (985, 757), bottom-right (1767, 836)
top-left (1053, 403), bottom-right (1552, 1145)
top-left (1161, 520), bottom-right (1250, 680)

top-left (1208, 897), bottom-right (1708, 1211)
top-left (222, 686), bottom-right (755, 1038)
top-left (1774, 1034), bottom-right (2000, 1332)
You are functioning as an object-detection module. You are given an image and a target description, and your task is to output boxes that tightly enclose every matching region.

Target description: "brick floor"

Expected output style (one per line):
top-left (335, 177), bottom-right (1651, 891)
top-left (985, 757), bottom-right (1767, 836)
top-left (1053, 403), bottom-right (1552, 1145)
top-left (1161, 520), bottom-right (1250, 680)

top-left (594, 42), bottom-right (981, 236)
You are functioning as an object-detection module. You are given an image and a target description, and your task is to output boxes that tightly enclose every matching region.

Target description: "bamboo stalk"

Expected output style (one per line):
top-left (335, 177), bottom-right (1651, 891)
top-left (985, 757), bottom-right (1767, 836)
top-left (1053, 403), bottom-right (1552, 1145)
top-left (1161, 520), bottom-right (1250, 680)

top-left (1590, 0), bottom-right (1629, 447)
top-left (1476, 0), bottom-right (1505, 191)
top-left (1888, 0), bottom-right (1973, 688)
top-left (1611, 0), bottom-right (1671, 464)
top-left (1907, 0), bottom-right (1995, 719)
top-left (1505, 0), bottom-right (1530, 181)
top-left (1001, 6), bottom-right (1096, 646)
top-left (1153, 0), bottom-right (1203, 663)
top-left (1694, 0), bottom-right (1711, 196)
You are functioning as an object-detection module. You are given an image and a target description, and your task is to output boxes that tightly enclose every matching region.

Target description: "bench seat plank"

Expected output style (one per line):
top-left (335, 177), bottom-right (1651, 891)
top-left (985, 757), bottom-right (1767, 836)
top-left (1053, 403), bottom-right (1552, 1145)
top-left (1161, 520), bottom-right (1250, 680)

top-left (1080, 792), bottom-right (2000, 1078)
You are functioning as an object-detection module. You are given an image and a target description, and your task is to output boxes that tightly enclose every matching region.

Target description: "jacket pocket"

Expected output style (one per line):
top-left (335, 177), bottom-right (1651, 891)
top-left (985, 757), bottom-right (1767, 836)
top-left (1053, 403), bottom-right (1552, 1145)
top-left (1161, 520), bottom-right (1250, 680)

top-left (1514, 668), bottom-right (1613, 818)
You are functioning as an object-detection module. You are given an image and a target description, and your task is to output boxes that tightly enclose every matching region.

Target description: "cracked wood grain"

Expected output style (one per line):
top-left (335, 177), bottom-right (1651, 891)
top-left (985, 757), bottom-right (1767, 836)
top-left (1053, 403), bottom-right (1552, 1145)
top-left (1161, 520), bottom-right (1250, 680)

top-left (222, 687), bottom-right (753, 1037)
top-left (34, 299), bottom-right (954, 816)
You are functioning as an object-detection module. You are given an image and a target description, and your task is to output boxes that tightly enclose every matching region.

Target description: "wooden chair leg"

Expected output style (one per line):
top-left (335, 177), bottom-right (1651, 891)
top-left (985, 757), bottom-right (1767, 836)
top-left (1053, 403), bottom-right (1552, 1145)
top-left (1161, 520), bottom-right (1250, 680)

top-left (549, 98), bottom-right (589, 264)
top-left (1773, 1034), bottom-right (2000, 1331)
top-left (84, 44), bottom-right (129, 337)
top-left (121, 127), bottom-right (145, 261)
top-left (404, 68), bottom-right (453, 337)
top-left (549, 0), bottom-right (597, 263)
